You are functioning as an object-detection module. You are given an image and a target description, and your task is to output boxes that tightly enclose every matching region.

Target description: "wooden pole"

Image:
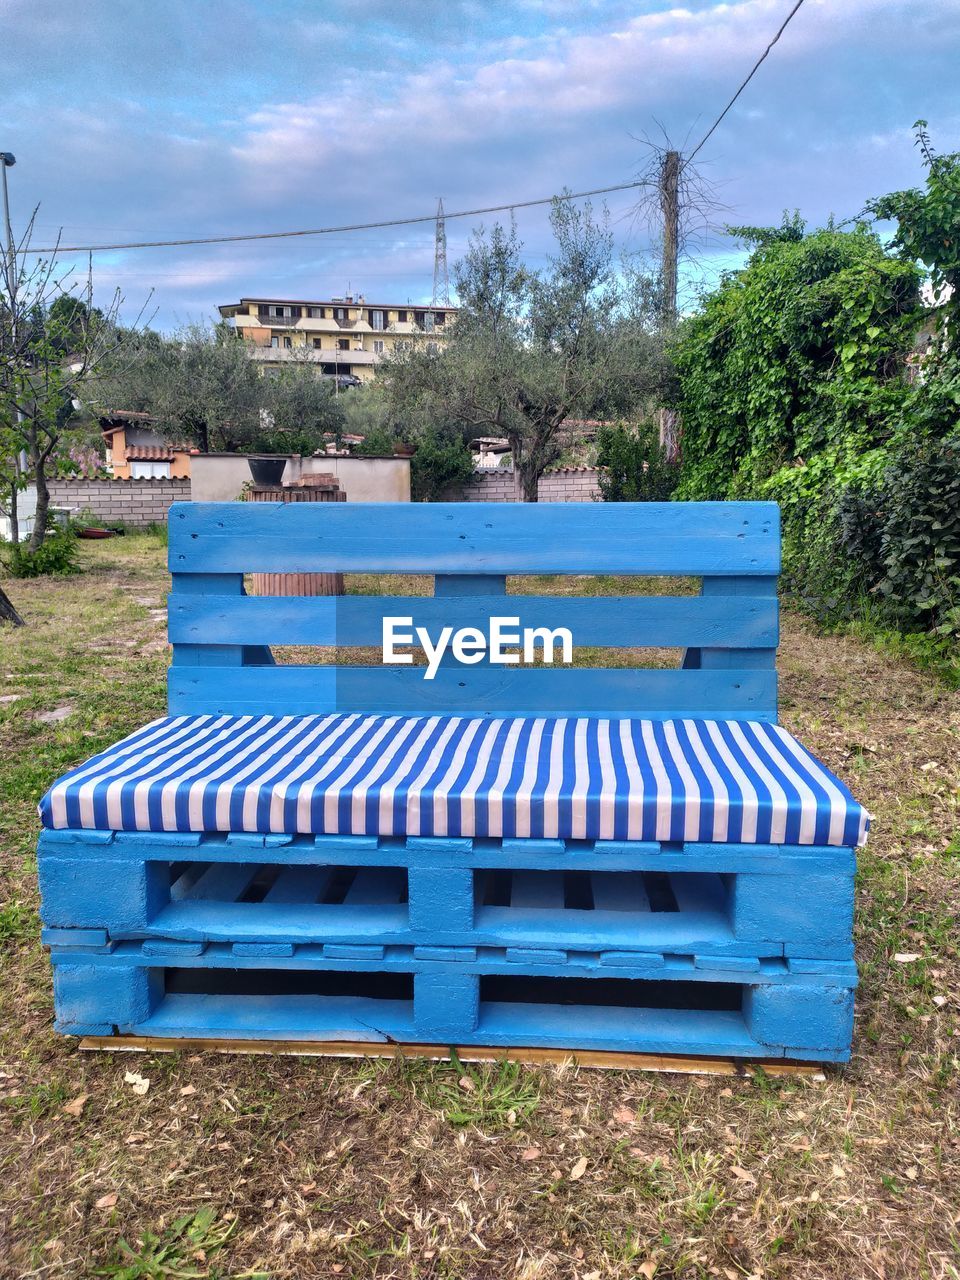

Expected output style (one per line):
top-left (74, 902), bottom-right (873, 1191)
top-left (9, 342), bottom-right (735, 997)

top-left (659, 149), bottom-right (680, 332)
top-left (657, 150), bottom-right (681, 459)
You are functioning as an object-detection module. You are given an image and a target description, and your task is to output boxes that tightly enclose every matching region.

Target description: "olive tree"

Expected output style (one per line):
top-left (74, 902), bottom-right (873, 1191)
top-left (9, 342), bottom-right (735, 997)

top-left (381, 198), bottom-right (667, 501)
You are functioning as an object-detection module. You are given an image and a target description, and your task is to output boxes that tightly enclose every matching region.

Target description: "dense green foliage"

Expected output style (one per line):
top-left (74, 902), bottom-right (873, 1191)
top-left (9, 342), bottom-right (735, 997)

top-left (596, 422), bottom-right (678, 501)
top-left (671, 131), bottom-right (960, 670)
top-left (673, 217), bottom-right (921, 501)
top-left (410, 428), bottom-right (475, 502)
top-left (4, 527), bottom-right (80, 578)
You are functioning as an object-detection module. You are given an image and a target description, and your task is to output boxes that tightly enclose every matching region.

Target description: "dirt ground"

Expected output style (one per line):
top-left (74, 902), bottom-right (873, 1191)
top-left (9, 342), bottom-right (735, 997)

top-left (0, 535), bottom-right (957, 1280)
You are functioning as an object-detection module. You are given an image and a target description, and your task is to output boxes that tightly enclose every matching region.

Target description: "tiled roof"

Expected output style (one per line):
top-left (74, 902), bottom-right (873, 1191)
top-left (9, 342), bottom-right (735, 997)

top-left (123, 445), bottom-right (177, 462)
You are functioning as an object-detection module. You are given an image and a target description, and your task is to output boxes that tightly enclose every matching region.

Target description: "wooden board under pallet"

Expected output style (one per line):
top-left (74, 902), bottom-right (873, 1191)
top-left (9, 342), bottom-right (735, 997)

top-left (80, 1035), bottom-right (826, 1079)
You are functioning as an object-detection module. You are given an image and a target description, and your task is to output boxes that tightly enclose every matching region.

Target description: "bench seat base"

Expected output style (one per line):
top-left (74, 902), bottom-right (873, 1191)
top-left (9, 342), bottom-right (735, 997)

top-left (40, 829), bottom-right (858, 1063)
top-left (49, 946), bottom-right (856, 1062)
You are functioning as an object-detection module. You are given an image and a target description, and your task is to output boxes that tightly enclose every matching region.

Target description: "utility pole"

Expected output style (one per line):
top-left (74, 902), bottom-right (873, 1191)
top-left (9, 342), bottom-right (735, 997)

top-left (659, 149), bottom-right (679, 332)
top-left (657, 149), bottom-right (680, 459)
top-left (432, 197), bottom-right (450, 308)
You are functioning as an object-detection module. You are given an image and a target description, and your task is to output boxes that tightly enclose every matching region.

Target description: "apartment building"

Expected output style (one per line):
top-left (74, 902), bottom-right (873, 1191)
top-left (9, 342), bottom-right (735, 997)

top-left (218, 294), bottom-right (458, 383)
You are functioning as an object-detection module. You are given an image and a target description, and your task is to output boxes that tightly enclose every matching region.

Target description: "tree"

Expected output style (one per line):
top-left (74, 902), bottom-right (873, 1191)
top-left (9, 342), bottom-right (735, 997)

top-left (1, 210), bottom-right (147, 576)
top-left (97, 323), bottom-right (263, 453)
top-left (870, 122), bottom-right (960, 349)
top-left (97, 326), bottom-right (346, 455)
top-left (258, 355), bottom-right (344, 453)
top-left (381, 198), bottom-right (666, 501)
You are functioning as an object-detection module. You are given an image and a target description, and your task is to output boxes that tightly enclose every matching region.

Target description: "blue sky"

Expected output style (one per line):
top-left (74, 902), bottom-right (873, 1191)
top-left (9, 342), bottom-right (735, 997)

top-left (2, 0), bottom-right (958, 329)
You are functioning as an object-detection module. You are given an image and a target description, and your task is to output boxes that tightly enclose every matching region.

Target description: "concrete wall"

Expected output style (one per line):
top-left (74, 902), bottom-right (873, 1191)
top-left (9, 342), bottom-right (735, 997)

top-left (189, 453), bottom-right (411, 503)
top-left (0, 483), bottom-right (38, 543)
top-left (454, 466), bottom-right (601, 503)
top-left (46, 477), bottom-right (191, 527)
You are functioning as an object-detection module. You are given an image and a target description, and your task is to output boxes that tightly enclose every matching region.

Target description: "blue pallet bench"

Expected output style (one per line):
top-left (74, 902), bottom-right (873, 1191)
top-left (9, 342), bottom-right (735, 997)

top-left (37, 500), bottom-right (866, 1063)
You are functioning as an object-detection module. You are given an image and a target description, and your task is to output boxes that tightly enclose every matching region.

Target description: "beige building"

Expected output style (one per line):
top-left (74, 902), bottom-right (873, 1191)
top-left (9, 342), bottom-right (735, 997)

top-left (218, 294), bottom-right (458, 384)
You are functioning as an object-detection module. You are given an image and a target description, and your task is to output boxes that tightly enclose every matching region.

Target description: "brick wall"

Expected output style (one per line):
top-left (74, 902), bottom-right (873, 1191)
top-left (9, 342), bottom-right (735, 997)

top-left (46, 477), bottom-right (191, 527)
top-left (454, 467), bottom-right (601, 503)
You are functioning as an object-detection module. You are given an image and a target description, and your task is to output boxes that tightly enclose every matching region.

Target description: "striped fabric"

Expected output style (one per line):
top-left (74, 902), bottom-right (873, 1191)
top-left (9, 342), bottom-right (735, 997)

top-left (39, 714), bottom-right (869, 848)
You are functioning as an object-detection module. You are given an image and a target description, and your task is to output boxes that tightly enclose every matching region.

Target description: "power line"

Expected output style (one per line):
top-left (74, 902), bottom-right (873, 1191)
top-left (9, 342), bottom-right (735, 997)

top-left (29, 179), bottom-right (651, 256)
top-left (686, 0), bottom-right (807, 165)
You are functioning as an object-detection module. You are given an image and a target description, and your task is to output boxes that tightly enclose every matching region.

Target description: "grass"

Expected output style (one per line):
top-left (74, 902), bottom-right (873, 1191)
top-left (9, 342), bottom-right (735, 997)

top-left (96, 1207), bottom-right (246, 1280)
top-left (0, 537), bottom-right (958, 1279)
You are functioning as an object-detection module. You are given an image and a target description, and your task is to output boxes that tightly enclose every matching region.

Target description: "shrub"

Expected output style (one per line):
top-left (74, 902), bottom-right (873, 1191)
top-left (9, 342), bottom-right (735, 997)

top-left (596, 422), bottom-right (678, 501)
top-left (411, 428), bottom-right (475, 502)
top-left (5, 528), bottom-right (80, 578)
top-left (874, 436), bottom-right (960, 636)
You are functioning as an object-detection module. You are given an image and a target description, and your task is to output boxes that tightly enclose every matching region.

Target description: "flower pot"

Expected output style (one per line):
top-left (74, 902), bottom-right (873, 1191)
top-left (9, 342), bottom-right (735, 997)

top-left (247, 455), bottom-right (287, 486)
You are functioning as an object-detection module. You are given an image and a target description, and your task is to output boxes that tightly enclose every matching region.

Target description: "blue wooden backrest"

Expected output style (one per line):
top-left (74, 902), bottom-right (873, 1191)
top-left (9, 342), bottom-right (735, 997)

top-left (167, 500), bottom-right (780, 721)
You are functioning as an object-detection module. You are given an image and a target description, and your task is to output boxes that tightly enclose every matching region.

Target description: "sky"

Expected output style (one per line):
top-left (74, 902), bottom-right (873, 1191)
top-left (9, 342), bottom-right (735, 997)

top-left (1, 0), bottom-right (958, 330)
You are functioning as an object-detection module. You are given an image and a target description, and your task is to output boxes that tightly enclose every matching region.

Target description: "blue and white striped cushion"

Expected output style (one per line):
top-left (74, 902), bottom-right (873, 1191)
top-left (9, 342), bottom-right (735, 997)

top-left (39, 714), bottom-right (869, 848)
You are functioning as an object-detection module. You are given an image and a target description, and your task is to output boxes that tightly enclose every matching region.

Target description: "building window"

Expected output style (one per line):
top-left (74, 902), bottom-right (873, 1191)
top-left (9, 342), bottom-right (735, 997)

top-left (313, 338), bottom-right (323, 349)
top-left (337, 338), bottom-right (350, 351)
top-left (334, 307), bottom-right (347, 323)
top-left (283, 336), bottom-right (292, 349)
top-left (397, 309), bottom-right (407, 323)
top-left (423, 311), bottom-right (435, 333)
top-left (258, 304), bottom-right (270, 319)
top-left (373, 339), bottom-right (384, 355)
top-left (270, 336), bottom-right (279, 348)
top-left (435, 311), bottom-right (445, 325)
top-left (309, 306), bottom-right (324, 319)
top-left (370, 309), bottom-right (385, 331)
top-left (130, 460), bottom-right (171, 480)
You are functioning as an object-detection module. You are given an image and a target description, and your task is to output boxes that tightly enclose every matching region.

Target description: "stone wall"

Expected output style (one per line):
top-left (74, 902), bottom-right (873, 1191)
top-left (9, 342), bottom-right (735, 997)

top-left (46, 477), bottom-right (191, 527)
top-left (456, 466), bottom-right (601, 503)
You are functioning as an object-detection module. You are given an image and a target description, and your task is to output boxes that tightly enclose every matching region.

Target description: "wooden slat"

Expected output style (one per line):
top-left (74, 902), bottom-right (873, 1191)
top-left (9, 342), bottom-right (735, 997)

top-left (682, 576), bottom-right (778, 676)
top-left (185, 863), bottom-right (260, 902)
top-left (510, 871), bottom-right (564, 910)
top-left (168, 501), bottom-right (780, 576)
top-left (343, 868), bottom-right (406, 905)
top-left (168, 664), bottom-right (778, 720)
top-left (80, 1035), bottom-right (826, 1077)
top-left (262, 866), bottom-right (335, 904)
top-left (591, 872), bottom-right (651, 913)
top-left (670, 873), bottom-right (727, 916)
top-left (168, 592), bottom-right (779, 649)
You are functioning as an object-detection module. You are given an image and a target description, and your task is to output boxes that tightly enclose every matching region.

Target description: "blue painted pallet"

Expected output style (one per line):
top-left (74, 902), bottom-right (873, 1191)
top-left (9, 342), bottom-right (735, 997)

top-left (166, 501), bottom-right (781, 721)
top-left (38, 830), bottom-right (856, 960)
top-left (170, 501), bottom-right (781, 576)
top-left (37, 500), bottom-right (859, 1061)
top-left (48, 945), bottom-right (855, 1061)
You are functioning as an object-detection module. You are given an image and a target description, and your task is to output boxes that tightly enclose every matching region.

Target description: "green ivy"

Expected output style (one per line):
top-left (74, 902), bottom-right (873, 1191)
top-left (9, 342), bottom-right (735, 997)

top-left (671, 219), bottom-right (921, 502)
top-left (670, 137), bottom-right (960, 665)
